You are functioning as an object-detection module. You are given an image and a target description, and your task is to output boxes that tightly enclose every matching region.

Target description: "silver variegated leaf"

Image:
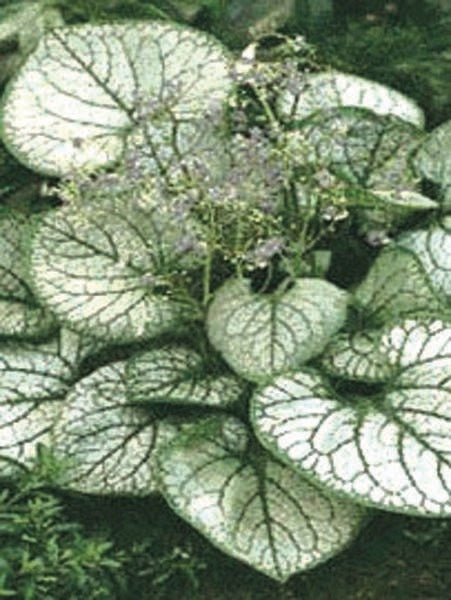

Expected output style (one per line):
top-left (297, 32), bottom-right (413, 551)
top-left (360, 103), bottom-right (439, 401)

top-left (0, 22), bottom-right (231, 177)
top-left (36, 326), bottom-right (111, 372)
top-left (0, 343), bottom-right (72, 403)
top-left (377, 318), bottom-right (451, 383)
top-left (395, 217), bottom-right (451, 298)
top-left (0, 208), bottom-right (56, 339)
top-left (322, 317), bottom-right (451, 382)
top-left (30, 195), bottom-right (196, 343)
top-left (354, 246), bottom-right (444, 324)
top-left (287, 107), bottom-right (423, 191)
top-left (252, 318), bottom-right (451, 516)
top-left (157, 415), bottom-right (366, 582)
top-left (123, 116), bottom-right (227, 186)
top-left (279, 71), bottom-right (425, 128)
top-left (52, 361), bottom-right (184, 495)
top-left (414, 119), bottom-right (451, 209)
top-left (126, 346), bottom-right (243, 408)
top-left (0, 209), bottom-right (29, 299)
top-left (0, 342), bottom-right (71, 474)
top-left (0, 399), bottom-right (63, 477)
top-left (207, 277), bottom-right (348, 382)
top-left (321, 329), bottom-right (394, 382)
top-left (0, 300), bottom-right (56, 341)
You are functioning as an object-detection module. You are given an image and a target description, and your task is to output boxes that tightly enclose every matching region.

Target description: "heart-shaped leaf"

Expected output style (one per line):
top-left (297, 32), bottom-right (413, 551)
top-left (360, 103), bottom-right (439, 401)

top-left (252, 318), bottom-right (451, 516)
top-left (126, 346), bottom-right (243, 408)
top-left (279, 71), bottom-right (425, 127)
top-left (0, 208), bottom-right (57, 339)
top-left (287, 107), bottom-right (423, 191)
top-left (52, 361), bottom-right (185, 495)
top-left (0, 398), bottom-right (63, 477)
top-left (0, 342), bottom-right (72, 474)
top-left (30, 194), bottom-right (197, 343)
top-left (0, 21), bottom-right (232, 177)
top-left (207, 277), bottom-right (349, 382)
top-left (414, 119), bottom-right (451, 209)
top-left (157, 415), bottom-right (366, 582)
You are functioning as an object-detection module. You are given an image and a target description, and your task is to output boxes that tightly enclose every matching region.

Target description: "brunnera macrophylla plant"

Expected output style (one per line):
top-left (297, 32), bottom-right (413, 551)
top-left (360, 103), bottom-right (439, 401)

top-left (0, 18), bottom-right (450, 583)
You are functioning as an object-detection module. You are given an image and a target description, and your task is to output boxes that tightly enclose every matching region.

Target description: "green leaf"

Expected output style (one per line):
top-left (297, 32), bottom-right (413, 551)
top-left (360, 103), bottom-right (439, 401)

top-left (354, 218), bottom-right (451, 324)
top-left (279, 71), bottom-right (425, 127)
top-left (252, 318), bottom-right (451, 516)
top-left (0, 208), bottom-right (57, 340)
top-left (52, 361), bottom-right (184, 495)
top-left (207, 277), bottom-right (348, 382)
top-left (353, 246), bottom-right (445, 325)
top-left (414, 119), bottom-right (451, 209)
top-left (126, 346), bottom-right (243, 408)
top-left (0, 21), bottom-right (232, 177)
top-left (396, 217), bottom-right (451, 298)
top-left (370, 189), bottom-right (438, 211)
top-left (157, 415), bottom-right (366, 582)
top-left (355, 189), bottom-right (439, 236)
top-left (287, 107), bottom-right (423, 190)
top-left (30, 195), bottom-right (196, 343)
top-left (0, 342), bottom-right (71, 474)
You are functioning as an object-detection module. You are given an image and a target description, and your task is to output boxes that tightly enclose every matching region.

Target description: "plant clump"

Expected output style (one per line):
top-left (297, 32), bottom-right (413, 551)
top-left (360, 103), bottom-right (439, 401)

top-left (0, 15), bottom-right (450, 584)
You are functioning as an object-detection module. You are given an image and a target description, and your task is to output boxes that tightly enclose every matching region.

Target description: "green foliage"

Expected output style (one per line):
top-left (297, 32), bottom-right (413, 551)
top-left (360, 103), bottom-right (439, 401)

top-left (0, 453), bottom-right (126, 599)
top-left (40, 0), bottom-right (174, 24)
top-left (309, 6), bottom-right (451, 126)
top-left (0, 453), bottom-right (209, 599)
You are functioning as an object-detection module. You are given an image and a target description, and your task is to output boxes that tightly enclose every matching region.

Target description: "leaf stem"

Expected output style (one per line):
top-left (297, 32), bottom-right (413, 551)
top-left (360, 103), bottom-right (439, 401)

top-left (202, 206), bottom-right (216, 307)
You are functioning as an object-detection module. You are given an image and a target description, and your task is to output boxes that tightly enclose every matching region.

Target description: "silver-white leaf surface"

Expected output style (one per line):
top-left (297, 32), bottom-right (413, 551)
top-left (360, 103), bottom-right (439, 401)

top-left (396, 217), bottom-right (451, 298)
top-left (207, 277), bottom-right (348, 382)
top-left (52, 361), bottom-right (183, 495)
top-left (287, 107), bottom-right (423, 191)
top-left (279, 71), bottom-right (425, 127)
top-left (414, 119), bottom-right (451, 208)
top-left (127, 346), bottom-right (243, 408)
top-left (0, 22), bottom-right (232, 176)
top-left (30, 195), bottom-right (195, 343)
top-left (0, 208), bottom-right (56, 339)
top-left (0, 342), bottom-right (71, 474)
top-left (253, 318), bottom-right (451, 516)
top-left (157, 415), bottom-right (366, 582)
